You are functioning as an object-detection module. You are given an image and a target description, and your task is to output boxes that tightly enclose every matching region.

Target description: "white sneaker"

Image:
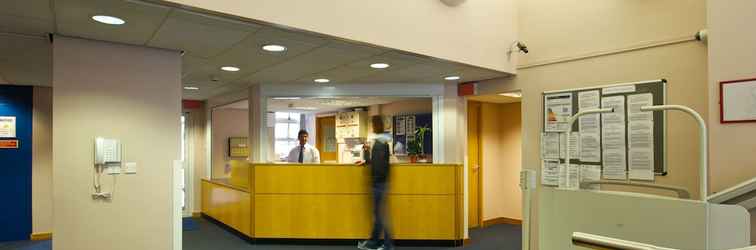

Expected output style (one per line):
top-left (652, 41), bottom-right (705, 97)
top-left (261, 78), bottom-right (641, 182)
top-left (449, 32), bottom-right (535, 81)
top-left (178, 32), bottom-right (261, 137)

top-left (358, 240), bottom-right (380, 250)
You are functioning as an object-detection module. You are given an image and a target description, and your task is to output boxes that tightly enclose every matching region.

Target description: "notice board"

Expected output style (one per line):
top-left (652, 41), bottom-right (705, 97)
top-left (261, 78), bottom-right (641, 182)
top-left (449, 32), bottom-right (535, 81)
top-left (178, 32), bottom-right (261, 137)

top-left (540, 79), bottom-right (667, 187)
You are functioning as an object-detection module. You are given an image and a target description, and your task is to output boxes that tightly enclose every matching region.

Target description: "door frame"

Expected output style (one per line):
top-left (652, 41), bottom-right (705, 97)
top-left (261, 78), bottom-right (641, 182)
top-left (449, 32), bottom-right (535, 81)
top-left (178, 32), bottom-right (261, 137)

top-left (181, 113), bottom-right (194, 217)
top-left (467, 101), bottom-right (484, 228)
top-left (315, 115), bottom-right (337, 162)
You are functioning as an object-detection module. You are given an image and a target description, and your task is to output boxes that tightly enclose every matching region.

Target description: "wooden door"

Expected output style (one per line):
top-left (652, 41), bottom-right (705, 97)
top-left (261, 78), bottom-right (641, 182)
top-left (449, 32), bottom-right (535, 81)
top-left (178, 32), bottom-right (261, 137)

top-left (467, 101), bottom-right (482, 228)
top-left (316, 116), bottom-right (338, 162)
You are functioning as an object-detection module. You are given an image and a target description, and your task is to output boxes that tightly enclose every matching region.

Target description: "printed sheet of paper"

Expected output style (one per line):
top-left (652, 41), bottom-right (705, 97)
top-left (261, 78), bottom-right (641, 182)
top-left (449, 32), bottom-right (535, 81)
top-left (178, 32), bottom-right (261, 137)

top-left (602, 149), bottom-right (627, 180)
top-left (581, 165), bottom-right (602, 190)
top-left (629, 149), bottom-right (654, 180)
top-left (541, 160), bottom-right (560, 186)
top-left (579, 133), bottom-right (601, 162)
top-left (560, 132), bottom-right (580, 159)
top-left (0, 116), bottom-right (16, 138)
top-left (601, 96), bottom-right (626, 151)
top-left (578, 91), bottom-right (601, 134)
top-left (558, 164), bottom-right (579, 189)
top-left (628, 93), bottom-right (654, 122)
top-left (395, 116), bottom-right (406, 135)
top-left (629, 121), bottom-right (654, 149)
top-left (541, 132), bottom-right (560, 159)
top-left (544, 93), bottom-right (573, 132)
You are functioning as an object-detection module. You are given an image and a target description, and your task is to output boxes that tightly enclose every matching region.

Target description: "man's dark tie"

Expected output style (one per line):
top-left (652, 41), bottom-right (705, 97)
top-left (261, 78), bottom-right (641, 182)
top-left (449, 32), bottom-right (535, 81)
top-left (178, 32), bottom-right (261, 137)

top-left (298, 145), bottom-right (304, 163)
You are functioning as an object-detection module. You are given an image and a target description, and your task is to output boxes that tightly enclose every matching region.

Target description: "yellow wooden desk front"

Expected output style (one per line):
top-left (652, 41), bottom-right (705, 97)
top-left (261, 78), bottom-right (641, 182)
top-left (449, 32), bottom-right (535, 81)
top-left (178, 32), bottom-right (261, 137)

top-left (202, 163), bottom-right (463, 240)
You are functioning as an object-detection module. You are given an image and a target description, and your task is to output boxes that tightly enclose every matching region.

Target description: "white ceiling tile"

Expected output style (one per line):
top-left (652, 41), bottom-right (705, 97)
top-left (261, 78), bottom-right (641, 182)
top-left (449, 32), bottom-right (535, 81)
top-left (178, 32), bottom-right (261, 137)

top-left (55, 0), bottom-right (171, 45)
top-left (0, 36), bottom-right (50, 86)
top-left (0, 0), bottom-right (54, 21)
top-left (0, 15), bottom-right (54, 36)
top-left (148, 9), bottom-right (259, 58)
top-left (244, 45), bottom-right (380, 84)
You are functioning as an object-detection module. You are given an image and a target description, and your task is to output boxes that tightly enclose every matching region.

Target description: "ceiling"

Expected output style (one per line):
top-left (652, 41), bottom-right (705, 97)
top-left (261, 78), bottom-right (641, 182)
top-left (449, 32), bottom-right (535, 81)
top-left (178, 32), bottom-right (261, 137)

top-left (217, 96), bottom-right (425, 114)
top-left (0, 0), bottom-right (511, 100)
top-left (467, 93), bottom-right (522, 104)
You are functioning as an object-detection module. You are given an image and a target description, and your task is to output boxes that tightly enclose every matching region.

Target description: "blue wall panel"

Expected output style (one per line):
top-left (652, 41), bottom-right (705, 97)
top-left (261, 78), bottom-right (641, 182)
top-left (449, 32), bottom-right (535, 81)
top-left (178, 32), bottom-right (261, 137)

top-left (0, 85), bottom-right (33, 241)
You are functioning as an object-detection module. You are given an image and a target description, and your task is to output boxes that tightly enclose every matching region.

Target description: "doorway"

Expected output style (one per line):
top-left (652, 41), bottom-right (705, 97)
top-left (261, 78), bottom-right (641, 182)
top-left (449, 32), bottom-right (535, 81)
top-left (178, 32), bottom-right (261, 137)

top-left (467, 94), bottom-right (523, 229)
top-left (467, 101), bottom-right (483, 228)
top-left (315, 116), bottom-right (337, 163)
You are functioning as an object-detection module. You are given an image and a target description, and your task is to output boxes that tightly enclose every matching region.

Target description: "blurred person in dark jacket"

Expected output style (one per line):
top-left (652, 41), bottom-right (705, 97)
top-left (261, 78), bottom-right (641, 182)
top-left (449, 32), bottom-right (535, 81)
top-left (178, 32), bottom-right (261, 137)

top-left (356, 116), bottom-right (393, 250)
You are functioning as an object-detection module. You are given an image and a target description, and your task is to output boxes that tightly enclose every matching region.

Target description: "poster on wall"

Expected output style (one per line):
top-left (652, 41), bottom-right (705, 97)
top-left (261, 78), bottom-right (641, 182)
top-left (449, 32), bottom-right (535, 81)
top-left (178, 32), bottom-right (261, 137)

top-left (720, 78), bottom-right (756, 123)
top-left (544, 93), bottom-right (573, 132)
top-left (0, 116), bottom-right (16, 138)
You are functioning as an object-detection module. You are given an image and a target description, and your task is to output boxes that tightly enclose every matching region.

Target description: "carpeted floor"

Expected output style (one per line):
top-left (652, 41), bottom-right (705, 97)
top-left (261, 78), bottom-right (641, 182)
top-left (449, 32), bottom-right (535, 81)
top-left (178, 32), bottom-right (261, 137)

top-left (0, 217), bottom-right (521, 250)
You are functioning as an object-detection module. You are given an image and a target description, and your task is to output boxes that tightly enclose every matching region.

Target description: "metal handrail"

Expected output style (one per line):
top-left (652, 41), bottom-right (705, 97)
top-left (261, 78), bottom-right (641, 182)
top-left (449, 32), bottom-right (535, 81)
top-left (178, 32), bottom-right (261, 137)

top-left (580, 180), bottom-right (691, 199)
top-left (572, 232), bottom-right (756, 250)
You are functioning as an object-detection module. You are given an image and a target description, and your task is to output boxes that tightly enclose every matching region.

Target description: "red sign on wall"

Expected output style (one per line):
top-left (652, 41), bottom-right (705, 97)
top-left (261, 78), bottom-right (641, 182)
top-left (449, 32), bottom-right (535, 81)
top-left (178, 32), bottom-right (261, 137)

top-left (458, 82), bottom-right (477, 96)
top-left (0, 139), bottom-right (19, 149)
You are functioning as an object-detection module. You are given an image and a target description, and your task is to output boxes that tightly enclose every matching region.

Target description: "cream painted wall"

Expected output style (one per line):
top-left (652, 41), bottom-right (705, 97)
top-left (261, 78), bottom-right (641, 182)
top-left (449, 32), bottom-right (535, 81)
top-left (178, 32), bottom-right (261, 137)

top-left (52, 36), bottom-right (181, 250)
top-left (476, 0), bottom-right (707, 248)
top-left (707, 0), bottom-right (756, 243)
top-left (32, 86), bottom-right (52, 233)
top-left (707, 0), bottom-right (756, 195)
top-left (163, 0), bottom-right (517, 73)
top-left (211, 108), bottom-right (248, 178)
top-left (480, 102), bottom-right (522, 221)
top-left (379, 99), bottom-right (433, 116)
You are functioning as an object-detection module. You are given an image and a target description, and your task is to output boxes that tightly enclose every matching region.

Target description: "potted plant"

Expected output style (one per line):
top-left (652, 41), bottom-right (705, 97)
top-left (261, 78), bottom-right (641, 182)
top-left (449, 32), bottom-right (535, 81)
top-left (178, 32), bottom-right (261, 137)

top-left (407, 139), bottom-right (421, 163)
top-left (414, 125), bottom-right (431, 163)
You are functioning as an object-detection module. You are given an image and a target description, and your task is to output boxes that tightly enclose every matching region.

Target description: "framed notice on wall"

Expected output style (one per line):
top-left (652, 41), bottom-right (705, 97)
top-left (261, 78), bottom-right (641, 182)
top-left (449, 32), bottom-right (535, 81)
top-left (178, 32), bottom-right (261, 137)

top-left (0, 116), bottom-right (16, 138)
top-left (721, 78), bottom-right (756, 123)
top-left (228, 137), bottom-right (249, 158)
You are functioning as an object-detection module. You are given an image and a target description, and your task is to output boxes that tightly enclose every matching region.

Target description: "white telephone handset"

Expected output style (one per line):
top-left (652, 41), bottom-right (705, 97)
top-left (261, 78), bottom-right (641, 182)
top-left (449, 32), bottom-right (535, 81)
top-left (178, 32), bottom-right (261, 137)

top-left (95, 137), bottom-right (121, 166)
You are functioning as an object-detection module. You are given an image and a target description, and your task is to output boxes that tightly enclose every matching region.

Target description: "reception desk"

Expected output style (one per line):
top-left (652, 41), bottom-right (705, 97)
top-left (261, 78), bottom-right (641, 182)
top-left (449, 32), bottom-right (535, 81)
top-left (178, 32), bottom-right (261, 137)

top-left (201, 162), bottom-right (463, 241)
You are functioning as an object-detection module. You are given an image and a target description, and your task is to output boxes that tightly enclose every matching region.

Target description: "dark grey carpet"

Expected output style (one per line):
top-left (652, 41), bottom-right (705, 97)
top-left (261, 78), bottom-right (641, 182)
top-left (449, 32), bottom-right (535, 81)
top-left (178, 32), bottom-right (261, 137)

top-left (0, 218), bottom-right (521, 250)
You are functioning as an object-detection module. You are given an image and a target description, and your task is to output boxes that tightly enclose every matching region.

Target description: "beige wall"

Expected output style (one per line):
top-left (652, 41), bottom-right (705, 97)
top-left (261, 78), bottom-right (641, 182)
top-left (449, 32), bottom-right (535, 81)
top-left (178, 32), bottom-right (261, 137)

top-left (379, 99), bottom-right (433, 116)
top-left (164, 0), bottom-right (517, 73)
top-left (32, 86), bottom-right (52, 233)
top-left (480, 102), bottom-right (522, 221)
top-left (476, 0), bottom-right (707, 248)
top-left (52, 36), bottom-right (181, 250)
top-left (707, 0), bottom-right (756, 243)
top-left (707, 0), bottom-right (756, 195)
top-left (211, 108), bottom-right (248, 178)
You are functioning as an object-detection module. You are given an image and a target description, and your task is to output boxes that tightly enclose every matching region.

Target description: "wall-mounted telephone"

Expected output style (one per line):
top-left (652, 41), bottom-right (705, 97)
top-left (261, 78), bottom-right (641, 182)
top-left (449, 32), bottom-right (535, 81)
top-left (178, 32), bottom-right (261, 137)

top-left (93, 137), bottom-right (122, 200)
top-left (95, 137), bottom-right (121, 166)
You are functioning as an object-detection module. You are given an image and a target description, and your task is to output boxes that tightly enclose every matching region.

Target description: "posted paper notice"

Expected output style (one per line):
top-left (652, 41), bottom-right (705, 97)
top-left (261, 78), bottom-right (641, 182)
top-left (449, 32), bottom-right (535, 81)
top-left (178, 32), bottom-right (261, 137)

top-left (560, 132), bottom-right (580, 159)
top-left (602, 149), bottom-right (627, 180)
top-left (544, 93), bottom-right (573, 132)
top-left (629, 149), bottom-right (654, 180)
top-left (541, 132), bottom-right (560, 159)
top-left (580, 133), bottom-right (601, 162)
top-left (628, 93), bottom-right (654, 122)
top-left (541, 160), bottom-right (560, 186)
top-left (581, 165), bottom-right (602, 190)
top-left (558, 164), bottom-right (579, 189)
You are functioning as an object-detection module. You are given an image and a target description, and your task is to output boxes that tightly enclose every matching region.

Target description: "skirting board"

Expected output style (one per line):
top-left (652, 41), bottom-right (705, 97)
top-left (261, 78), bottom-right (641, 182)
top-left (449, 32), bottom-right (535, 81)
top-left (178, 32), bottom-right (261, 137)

top-left (482, 217), bottom-right (522, 227)
top-left (30, 232), bottom-right (52, 241)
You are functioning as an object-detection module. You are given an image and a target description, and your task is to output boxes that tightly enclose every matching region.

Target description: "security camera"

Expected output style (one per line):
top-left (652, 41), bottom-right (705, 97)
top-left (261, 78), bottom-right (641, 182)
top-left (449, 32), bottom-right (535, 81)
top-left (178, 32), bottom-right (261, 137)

top-left (211, 75), bottom-right (220, 82)
top-left (516, 41), bottom-right (529, 54)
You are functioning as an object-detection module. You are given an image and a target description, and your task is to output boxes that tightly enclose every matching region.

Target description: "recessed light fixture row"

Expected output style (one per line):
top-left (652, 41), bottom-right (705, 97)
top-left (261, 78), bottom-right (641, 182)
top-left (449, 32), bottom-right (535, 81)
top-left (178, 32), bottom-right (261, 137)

top-left (314, 78), bottom-right (330, 83)
top-left (184, 86), bottom-right (199, 90)
top-left (444, 75), bottom-right (461, 81)
top-left (92, 15), bottom-right (126, 25)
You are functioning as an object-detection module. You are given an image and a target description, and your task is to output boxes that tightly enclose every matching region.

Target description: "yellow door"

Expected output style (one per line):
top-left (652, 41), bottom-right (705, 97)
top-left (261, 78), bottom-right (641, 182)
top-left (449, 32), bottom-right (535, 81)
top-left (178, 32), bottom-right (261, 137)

top-left (467, 101), bottom-right (482, 228)
top-left (316, 116), bottom-right (338, 162)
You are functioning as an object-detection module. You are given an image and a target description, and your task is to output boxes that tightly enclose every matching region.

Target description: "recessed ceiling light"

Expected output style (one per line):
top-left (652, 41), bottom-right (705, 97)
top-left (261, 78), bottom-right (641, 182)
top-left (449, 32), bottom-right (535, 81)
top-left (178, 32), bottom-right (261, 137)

top-left (183, 86), bottom-right (200, 90)
top-left (444, 75), bottom-right (461, 81)
top-left (498, 91), bottom-right (522, 98)
top-left (92, 15), bottom-right (126, 25)
top-left (370, 63), bottom-right (390, 69)
top-left (314, 78), bottom-right (330, 83)
top-left (262, 44), bottom-right (287, 52)
top-left (272, 97), bottom-right (302, 100)
top-left (220, 66), bottom-right (240, 72)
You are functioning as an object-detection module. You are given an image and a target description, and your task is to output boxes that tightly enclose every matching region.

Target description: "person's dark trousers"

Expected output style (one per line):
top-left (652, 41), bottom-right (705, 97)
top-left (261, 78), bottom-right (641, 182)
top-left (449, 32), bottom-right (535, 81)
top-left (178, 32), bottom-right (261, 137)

top-left (369, 180), bottom-right (393, 248)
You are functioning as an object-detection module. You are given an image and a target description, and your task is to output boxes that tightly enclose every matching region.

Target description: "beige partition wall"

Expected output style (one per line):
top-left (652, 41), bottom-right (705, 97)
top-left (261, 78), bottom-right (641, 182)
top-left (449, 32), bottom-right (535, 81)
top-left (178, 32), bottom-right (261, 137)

top-left (476, 0), bottom-right (708, 248)
top-left (52, 36), bottom-right (181, 250)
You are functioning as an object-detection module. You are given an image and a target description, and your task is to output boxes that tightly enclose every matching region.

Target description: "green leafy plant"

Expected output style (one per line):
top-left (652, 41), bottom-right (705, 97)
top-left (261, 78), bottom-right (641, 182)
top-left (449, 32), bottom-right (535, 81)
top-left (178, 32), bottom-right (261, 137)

top-left (407, 139), bottom-right (421, 156)
top-left (414, 125), bottom-right (431, 156)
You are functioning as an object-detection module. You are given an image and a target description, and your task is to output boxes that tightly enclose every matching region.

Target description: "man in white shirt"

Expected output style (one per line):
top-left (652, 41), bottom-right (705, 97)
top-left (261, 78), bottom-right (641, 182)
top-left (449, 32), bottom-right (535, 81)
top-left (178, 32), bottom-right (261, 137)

top-left (287, 130), bottom-right (320, 163)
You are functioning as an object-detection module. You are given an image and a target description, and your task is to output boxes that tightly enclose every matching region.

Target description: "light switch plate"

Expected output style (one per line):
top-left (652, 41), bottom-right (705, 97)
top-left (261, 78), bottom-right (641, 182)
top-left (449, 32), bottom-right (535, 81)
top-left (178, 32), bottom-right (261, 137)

top-left (124, 162), bottom-right (137, 174)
